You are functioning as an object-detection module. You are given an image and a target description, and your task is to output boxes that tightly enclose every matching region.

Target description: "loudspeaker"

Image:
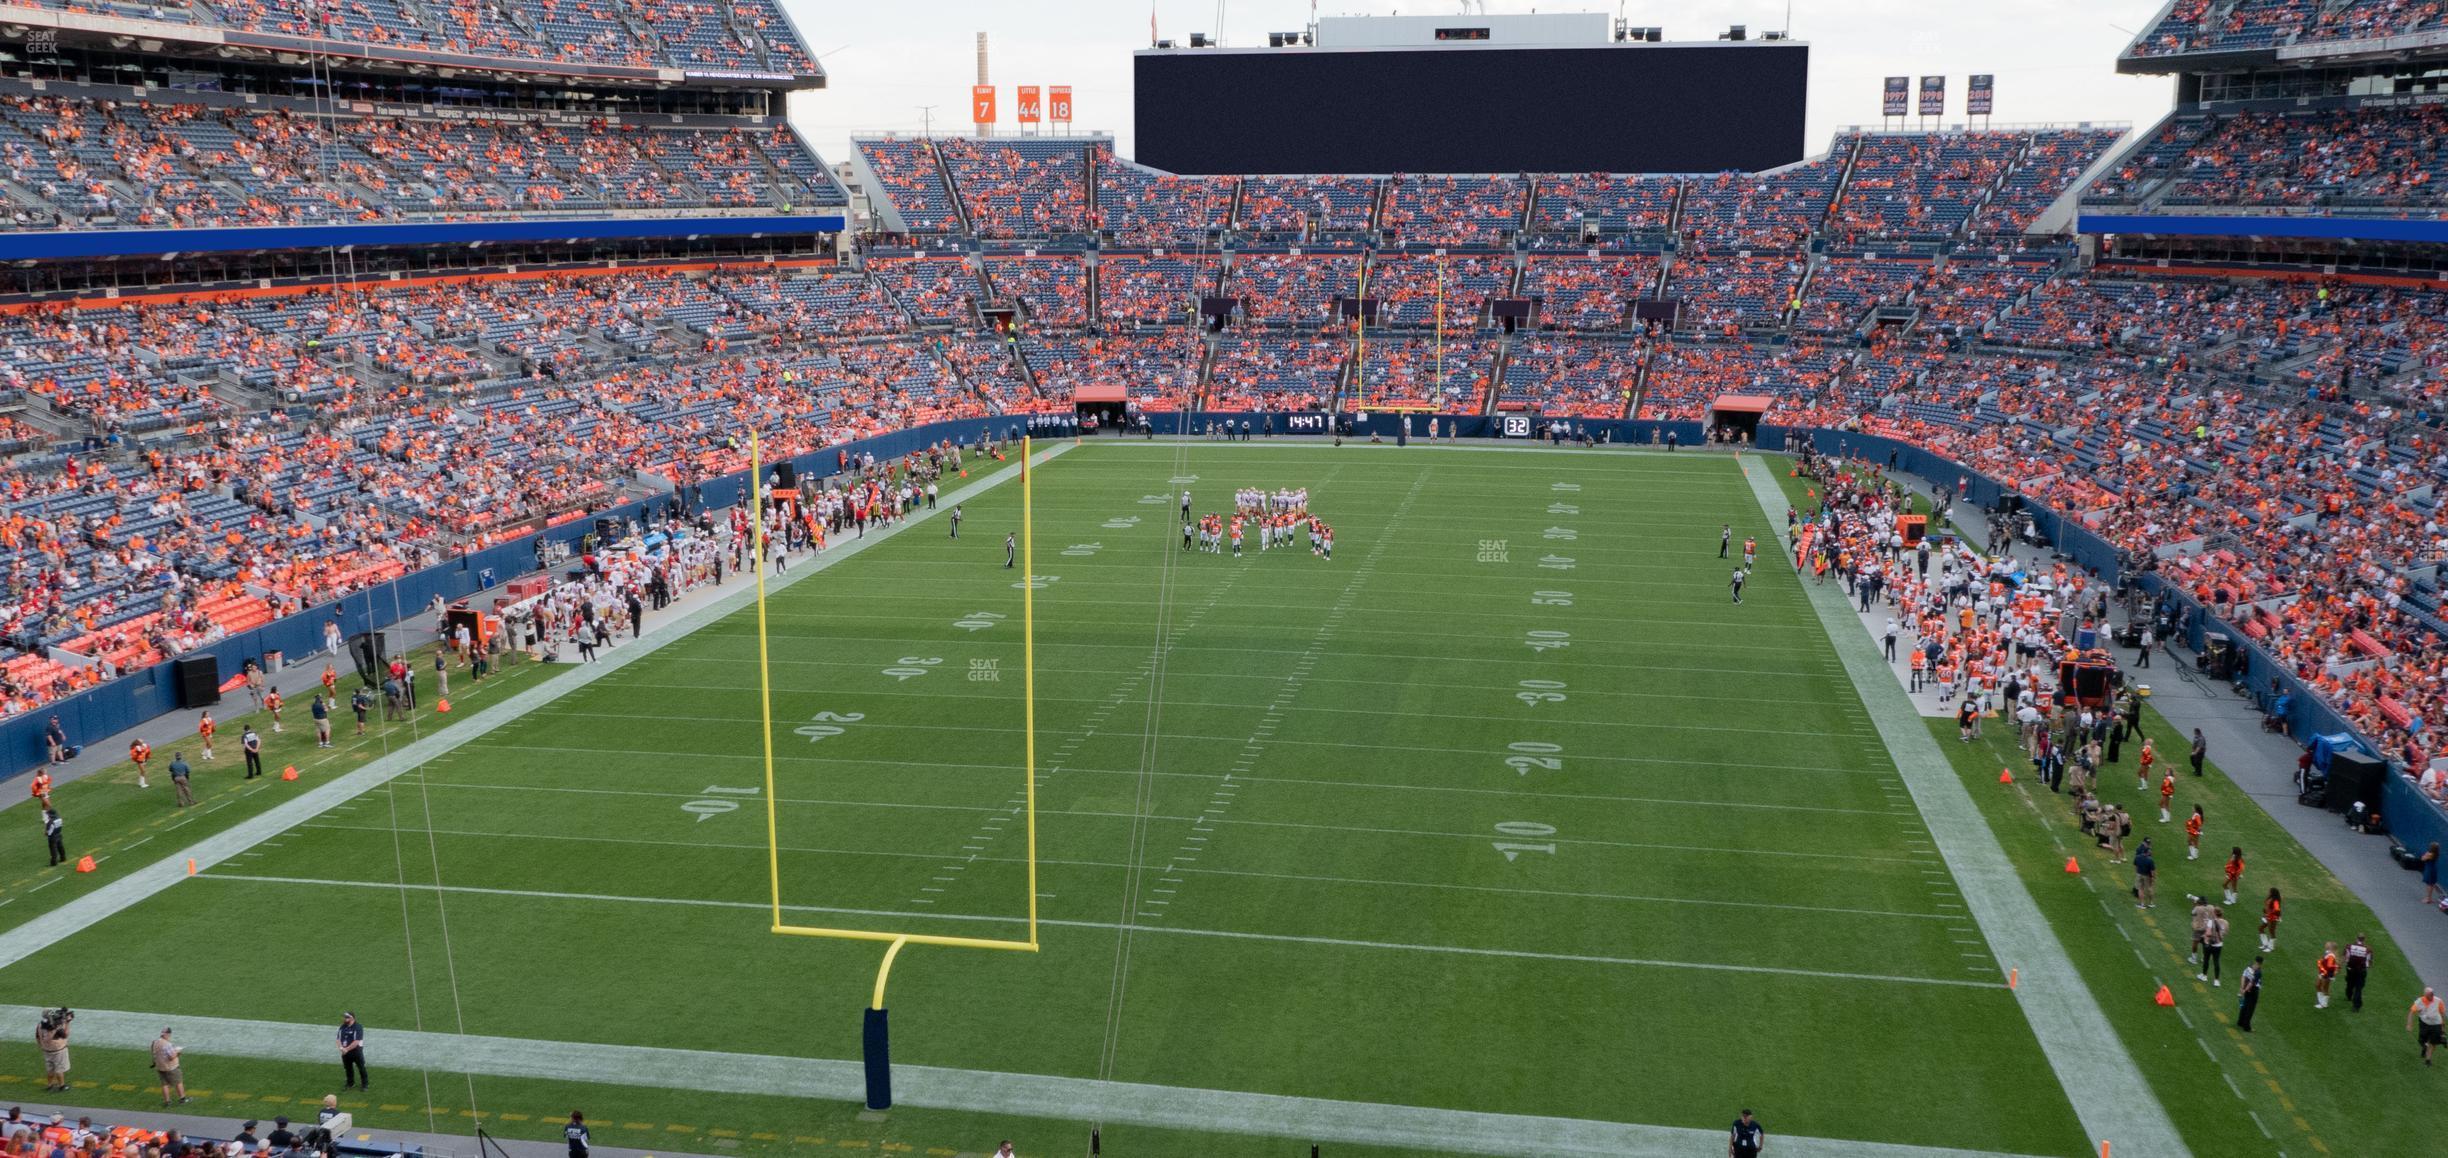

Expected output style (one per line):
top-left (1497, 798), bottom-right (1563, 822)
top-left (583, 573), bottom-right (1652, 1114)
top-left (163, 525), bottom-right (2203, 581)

top-left (349, 631), bottom-right (389, 687)
top-left (2202, 633), bottom-right (2237, 681)
top-left (774, 462), bottom-right (798, 490)
top-left (2326, 751), bottom-right (2386, 814)
top-left (173, 655), bottom-right (221, 710)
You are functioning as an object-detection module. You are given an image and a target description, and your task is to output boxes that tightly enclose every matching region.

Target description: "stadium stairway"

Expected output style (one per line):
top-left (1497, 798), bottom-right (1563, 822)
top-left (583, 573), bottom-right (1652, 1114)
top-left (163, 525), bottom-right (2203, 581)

top-left (929, 139), bottom-right (978, 235)
top-left (1479, 335), bottom-right (1513, 416)
top-left (1814, 133), bottom-right (1868, 239)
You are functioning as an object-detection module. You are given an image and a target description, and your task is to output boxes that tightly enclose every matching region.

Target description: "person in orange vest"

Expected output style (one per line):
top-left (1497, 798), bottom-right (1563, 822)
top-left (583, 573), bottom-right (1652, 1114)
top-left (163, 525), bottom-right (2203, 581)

top-left (2159, 771), bottom-right (2177, 824)
top-left (2316, 942), bottom-right (2339, 1010)
top-left (197, 711), bottom-right (217, 762)
top-left (2259, 887), bottom-right (2284, 954)
top-left (2185, 804), bottom-right (2204, 860)
top-left (129, 738), bottom-right (152, 789)
top-left (29, 767), bottom-right (53, 805)
top-left (265, 689), bottom-right (284, 733)
top-left (2137, 737), bottom-right (2157, 793)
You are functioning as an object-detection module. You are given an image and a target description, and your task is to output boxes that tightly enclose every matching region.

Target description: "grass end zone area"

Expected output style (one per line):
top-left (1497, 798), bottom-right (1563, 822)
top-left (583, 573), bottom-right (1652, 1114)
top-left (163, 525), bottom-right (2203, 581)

top-left (0, 443), bottom-right (2173, 1156)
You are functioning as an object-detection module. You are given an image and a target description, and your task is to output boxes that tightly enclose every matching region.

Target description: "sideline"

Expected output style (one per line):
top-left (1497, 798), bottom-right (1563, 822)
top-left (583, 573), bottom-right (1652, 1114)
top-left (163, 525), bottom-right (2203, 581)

top-left (0, 1003), bottom-right (2057, 1158)
top-left (1736, 453), bottom-right (2191, 1158)
top-left (0, 443), bottom-right (1071, 974)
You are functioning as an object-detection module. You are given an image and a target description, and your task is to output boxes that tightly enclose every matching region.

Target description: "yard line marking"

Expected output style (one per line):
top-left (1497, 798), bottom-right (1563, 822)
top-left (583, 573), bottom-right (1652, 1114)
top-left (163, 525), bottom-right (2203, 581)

top-left (0, 444), bottom-right (1070, 975)
top-left (197, 872), bottom-right (1993, 988)
top-left (289, 819), bottom-right (1957, 921)
top-left (0, 998), bottom-right (2054, 1158)
top-left (1737, 453), bottom-right (2189, 1158)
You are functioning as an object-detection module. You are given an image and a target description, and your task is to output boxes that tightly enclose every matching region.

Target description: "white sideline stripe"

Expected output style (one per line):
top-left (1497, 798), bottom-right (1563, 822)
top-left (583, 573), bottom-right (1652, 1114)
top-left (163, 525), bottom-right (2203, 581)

top-left (196, 871), bottom-right (1996, 989)
top-left (0, 444), bottom-right (1072, 975)
top-left (0, 1002), bottom-right (2047, 1158)
top-left (1735, 454), bottom-right (2190, 1158)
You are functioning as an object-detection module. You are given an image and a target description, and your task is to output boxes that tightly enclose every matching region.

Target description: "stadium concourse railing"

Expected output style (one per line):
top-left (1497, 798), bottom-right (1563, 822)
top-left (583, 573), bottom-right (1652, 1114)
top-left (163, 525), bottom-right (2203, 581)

top-left (6, 412), bottom-right (2439, 863)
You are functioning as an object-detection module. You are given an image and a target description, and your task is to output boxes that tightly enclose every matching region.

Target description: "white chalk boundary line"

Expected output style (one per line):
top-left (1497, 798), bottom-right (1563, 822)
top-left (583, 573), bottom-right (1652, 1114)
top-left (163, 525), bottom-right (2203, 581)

top-left (1736, 454), bottom-right (2192, 1158)
top-left (0, 1002), bottom-right (2050, 1158)
top-left (0, 442), bottom-right (1072, 974)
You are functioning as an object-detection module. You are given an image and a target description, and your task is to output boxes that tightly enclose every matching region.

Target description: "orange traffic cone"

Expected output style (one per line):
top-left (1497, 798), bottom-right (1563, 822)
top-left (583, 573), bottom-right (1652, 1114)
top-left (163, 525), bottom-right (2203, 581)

top-left (74, 855), bottom-right (95, 873)
top-left (1998, 767), bottom-right (2015, 784)
top-left (959, 469), bottom-right (968, 478)
top-left (280, 766), bottom-right (299, 782)
top-left (435, 698), bottom-right (452, 714)
top-left (2064, 856), bottom-right (2081, 874)
top-left (2153, 984), bottom-right (2176, 1007)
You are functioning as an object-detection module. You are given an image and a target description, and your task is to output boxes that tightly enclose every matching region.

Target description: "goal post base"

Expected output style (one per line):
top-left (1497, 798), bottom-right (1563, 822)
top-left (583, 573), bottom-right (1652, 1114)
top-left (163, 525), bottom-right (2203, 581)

top-left (862, 1006), bottom-right (892, 1111)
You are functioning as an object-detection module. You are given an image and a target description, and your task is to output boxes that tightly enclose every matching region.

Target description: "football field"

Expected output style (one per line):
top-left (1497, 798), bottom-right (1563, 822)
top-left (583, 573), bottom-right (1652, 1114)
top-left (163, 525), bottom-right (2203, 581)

top-left (0, 444), bottom-right (2096, 1156)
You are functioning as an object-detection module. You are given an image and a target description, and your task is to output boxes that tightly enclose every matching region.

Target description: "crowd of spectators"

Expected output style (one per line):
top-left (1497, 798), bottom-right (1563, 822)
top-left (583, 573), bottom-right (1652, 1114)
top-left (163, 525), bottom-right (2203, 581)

top-left (1226, 253), bottom-right (1360, 325)
top-left (1025, 332), bottom-right (1201, 409)
top-left (2100, 105), bottom-right (2448, 215)
top-left (984, 257), bottom-right (1088, 327)
top-left (0, 94), bottom-right (838, 231)
top-left (1237, 176), bottom-right (1378, 238)
top-left (1092, 144), bottom-right (1233, 246)
top-left (2129, 0), bottom-right (2447, 57)
top-left (869, 256), bottom-right (983, 325)
top-left (1206, 334), bottom-right (1344, 411)
top-left (1381, 174), bottom-right (1524, 247)
top-left (1350, 336), bottom-right (1491, 409)
top-left (1799, 258), bottom-right (1932, 334)
top-left (1360, 255), bottom-right (1509, 327)
top-left (936, 138), bottom-right (1091, 239)
top-left (1527, 173), bottom-right (1678, 241)
top-left (1669, 256), bottom-right (1807, 334)
top-left (1520, 255), bottom-right (1665, 330)
top-left (16, 0), bottom-right (820, 73)
top-left (1097, 255), bottom-right (1217, 326)
top-left (1637, 339), bottom-right (1838, 420)
top-left (1496, 337), bottom-right (1640, 416)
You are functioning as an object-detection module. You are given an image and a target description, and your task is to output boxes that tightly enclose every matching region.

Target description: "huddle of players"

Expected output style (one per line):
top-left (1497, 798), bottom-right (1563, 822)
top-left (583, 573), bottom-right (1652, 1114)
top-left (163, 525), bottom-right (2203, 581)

top-left (1182, 488), bottom-right (1332, 559)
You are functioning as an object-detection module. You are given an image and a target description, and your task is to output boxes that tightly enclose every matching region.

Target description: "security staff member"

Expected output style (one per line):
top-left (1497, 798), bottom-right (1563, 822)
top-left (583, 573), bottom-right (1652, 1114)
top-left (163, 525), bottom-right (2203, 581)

top-left (241, 725), bottom-right (264, 779)
top-left (564, 1111), bottom-right (591, 1157)
top-left (337, 1012), bottom-right (368, 1089)
top-left (43, 805), bottom-right (65, 866)
top-left (1730, 1109), bottom-right (1766, 1158)
top-left (2344, 935), bottom-right (2374, 1012)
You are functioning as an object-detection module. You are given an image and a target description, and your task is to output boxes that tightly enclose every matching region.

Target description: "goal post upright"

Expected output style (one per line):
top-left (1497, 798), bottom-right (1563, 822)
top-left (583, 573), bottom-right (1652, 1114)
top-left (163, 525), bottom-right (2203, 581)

top-left (753, 430), bottom-right (1043, 1114)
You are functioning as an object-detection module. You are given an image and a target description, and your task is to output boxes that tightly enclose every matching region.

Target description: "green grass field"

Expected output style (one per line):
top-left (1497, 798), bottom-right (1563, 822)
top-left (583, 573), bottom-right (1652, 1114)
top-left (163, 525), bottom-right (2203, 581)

top-left (0, 442), bottom-right (2408, 1158)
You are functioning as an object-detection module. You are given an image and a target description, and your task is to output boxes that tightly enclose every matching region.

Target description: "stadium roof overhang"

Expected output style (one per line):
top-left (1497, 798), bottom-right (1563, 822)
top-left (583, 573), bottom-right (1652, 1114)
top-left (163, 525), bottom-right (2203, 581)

top-left (0, 4), bottom-right (824, 91)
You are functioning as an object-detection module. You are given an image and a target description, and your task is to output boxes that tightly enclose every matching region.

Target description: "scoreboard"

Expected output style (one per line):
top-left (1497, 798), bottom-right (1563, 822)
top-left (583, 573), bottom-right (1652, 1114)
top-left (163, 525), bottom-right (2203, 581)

top-left (1133, 38), bottom-right (1808, 175)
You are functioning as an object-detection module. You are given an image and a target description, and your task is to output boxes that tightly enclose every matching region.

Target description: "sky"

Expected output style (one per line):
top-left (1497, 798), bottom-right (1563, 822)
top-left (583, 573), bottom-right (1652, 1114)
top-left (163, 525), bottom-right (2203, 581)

top-left (779, 0), bottom-right (2178, 168)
